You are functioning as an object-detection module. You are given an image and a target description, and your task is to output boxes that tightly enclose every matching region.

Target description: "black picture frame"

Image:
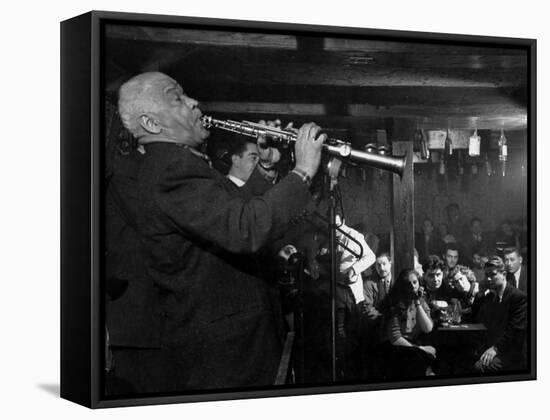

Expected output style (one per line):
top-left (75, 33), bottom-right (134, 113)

top-left (61, 10), bottom-right (536, 408)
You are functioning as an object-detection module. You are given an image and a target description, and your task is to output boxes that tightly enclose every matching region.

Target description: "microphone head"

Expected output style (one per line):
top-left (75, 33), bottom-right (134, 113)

top-left (278, 244), bottom-right (298, 261)
top-left (288, 252), bottom-right (303, 267)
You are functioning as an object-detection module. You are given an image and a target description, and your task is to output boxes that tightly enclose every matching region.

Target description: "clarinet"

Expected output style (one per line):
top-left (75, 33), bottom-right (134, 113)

top-left (200, 115), bottom-right (406, 176)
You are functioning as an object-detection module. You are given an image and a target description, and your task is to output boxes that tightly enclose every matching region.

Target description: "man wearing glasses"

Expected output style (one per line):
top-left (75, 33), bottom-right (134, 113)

top-left (472, 256), bottom-right (527, 373)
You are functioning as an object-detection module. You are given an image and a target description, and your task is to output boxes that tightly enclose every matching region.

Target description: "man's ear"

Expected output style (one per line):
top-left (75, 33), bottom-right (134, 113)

top-left (139, 114), bottom-right (162, 134)
top-left (231, 154), bottom-right (240, 167)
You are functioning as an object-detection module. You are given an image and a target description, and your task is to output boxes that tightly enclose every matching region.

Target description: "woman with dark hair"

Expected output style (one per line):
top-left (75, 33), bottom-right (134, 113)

top-left (382, 269), bottom-right (436, 379)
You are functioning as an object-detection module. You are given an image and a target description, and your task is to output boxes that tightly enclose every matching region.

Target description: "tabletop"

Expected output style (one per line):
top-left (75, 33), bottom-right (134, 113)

top-left (437, 323), bottom-right (487, 332)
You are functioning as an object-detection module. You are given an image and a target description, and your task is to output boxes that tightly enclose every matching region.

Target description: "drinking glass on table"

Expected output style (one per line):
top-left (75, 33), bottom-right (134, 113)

top-left (450, 300), bottom-right (462, 325)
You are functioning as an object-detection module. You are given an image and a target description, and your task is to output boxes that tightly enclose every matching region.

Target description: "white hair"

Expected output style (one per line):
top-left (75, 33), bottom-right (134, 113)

top-left (117, 72), bottom-right (172, 138)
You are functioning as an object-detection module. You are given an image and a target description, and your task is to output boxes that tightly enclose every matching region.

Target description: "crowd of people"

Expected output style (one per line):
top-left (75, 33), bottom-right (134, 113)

top-left (415, 204), bottom-right (528, 271)
top-left (104, 71), bottom-right (529, 396)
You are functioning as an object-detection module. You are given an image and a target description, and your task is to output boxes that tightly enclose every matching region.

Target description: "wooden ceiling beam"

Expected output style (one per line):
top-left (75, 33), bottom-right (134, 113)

top-left (201, 101), bottom-right (326, 115)
top-left (105, 25), bottom-right (298, 49)
top-left (105, 25), bottom-right (525, 57)
top-left (323, 38), bottom-right (526, 56)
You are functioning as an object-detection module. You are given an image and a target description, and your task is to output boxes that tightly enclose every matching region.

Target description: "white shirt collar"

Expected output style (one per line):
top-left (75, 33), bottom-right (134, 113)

top-left (227, 174), bottom-right (245, 187)
top-left (514, 266), bottom-right (522, 284)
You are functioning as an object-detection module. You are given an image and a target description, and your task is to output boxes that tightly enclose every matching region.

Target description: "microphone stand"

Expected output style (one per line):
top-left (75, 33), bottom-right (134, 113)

top-left (294, 255), bottom-right (305, 384)
top-left (326, 158), bottom-right (343, 382)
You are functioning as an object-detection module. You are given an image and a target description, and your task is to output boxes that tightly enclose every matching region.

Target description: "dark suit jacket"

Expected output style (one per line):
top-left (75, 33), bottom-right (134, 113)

top-left (135, 143), bottom-right (313, 391)
top-left (105, 150), bottom-right (163, 348)
top-left (507, 265), bottom-right (528, 293)
top-left (472, 283), bottom-right (527, 365)
top-left (461, 232), bottom-right (491, 264)
top-left (363, 275), bottom-right (393, 319)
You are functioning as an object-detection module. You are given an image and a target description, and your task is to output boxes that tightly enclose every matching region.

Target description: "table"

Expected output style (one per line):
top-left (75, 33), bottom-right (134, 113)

top-left (437, 323), bottom-right (487, 333)
top-left (432, 323), bottom-right (487, 375)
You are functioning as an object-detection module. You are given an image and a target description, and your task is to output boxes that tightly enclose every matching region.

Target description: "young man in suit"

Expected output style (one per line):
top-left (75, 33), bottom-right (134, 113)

top-left (472, 256), bottom-right (527, 373)
top-left (442, 243), bottom-right (460, 284)
top-left (362, 252), bottom-right (394, 378)
top-left (113, 71), bottom-right (326, 393)
top-left (462, 217), bottom-right (490, 266)
top-left (503, 247), bottom-right (528, 293)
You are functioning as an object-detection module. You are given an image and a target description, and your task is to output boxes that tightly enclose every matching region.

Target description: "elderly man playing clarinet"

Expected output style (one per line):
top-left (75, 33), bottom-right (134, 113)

top-left (111, 71), bottom-right (326, 393)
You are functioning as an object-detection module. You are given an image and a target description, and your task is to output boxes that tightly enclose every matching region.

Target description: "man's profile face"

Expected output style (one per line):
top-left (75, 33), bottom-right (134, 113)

top-left (232, 142), bottom-right (259, 182)
top-left (425, 268), bottom-right (443, 290)
top-left (472, 253), bottom-right (484, 268)
top-left (504, 251), bottom-right (522, 274)
top-left (375, 256), bottom-right (391, 279)
top-left (485, 268), bottom-right (506, 290)
top-left (444, 249), bottom-right (459, 268)
top-left (150, 75), bottom-right (209, 147)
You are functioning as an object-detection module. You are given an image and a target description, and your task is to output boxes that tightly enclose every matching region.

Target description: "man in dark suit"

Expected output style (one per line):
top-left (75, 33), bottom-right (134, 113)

top-left (363, 252), bottom-right (394, 320)
top-left (461, 217), bottom-right (490, 266)
top-left (362, 252), bottom-right (393, 378)
top-left (114, 71), bottom-right (326, 393)
top-left (445, 202), bottom-right (464, 239)
top-left (472, 256), bottom-right (527, 373)
top-left (226, 138), bottom-right (261, 187)
top-left (104, 147), bottom-right (167, 395)
top-left (503, 247), bottom-right (528, 293)
top-left (415, 218), bottom-right (444, 264)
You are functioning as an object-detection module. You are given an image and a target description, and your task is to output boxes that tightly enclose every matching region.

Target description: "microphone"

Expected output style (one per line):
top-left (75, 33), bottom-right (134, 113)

top-left (277, 245), bottom-right (304, 269)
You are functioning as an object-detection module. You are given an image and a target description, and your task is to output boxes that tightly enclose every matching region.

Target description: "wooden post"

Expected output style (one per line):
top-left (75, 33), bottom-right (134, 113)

top-left (391, 141), bottom-right (415, 277)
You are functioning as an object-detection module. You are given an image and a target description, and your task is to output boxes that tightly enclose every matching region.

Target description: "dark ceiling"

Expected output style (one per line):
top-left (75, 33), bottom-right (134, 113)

top-left (104, 23), bottom-right (529, 145)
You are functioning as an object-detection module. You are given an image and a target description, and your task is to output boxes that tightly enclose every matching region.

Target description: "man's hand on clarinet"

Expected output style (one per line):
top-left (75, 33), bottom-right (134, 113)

top-left (294, 123), bottom-right (326, 179)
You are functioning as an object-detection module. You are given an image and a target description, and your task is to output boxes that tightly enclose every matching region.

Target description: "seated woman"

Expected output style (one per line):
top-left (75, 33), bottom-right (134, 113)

top-left (448, 265), bottom-right (479, 320)
top-left (381, 269), bottom-right (436, 379)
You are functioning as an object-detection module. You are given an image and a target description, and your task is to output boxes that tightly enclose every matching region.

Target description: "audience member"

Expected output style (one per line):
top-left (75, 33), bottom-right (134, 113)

top-left (445, 203), bottom-right (464, 238)
top-left (448, 265), bottom-right (478, 314)
top-left (494, 220), bottom-right (520, 252)
top-left (503, 247), bottom-right (527, 293)
top-left (415, 218), bottom-right (444, 263)
top-left (225, 137), bottom-right (261, 187)
top-left (438, 222), bottom-right (456, 244)
top-left (382, 269), bottom-right (436, 378)
top-left (462, 217), bottom-right (490, 266)
top-left (442, 243), bottom-right (460, 282)
top-left (472, 249), bottom-right (489, 291)
top-left (472, 256), bottom-right (527, 373)
top-left (423, 255), bottom-right (450, 300)
top-left (422, 255), bottom-right (463, 323)
top-left (364, 252), bottom-right (393, 321)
